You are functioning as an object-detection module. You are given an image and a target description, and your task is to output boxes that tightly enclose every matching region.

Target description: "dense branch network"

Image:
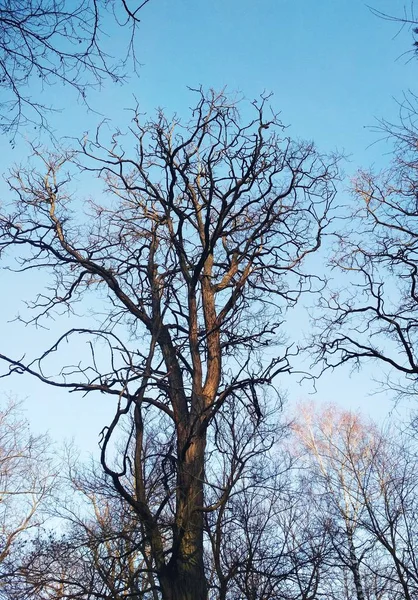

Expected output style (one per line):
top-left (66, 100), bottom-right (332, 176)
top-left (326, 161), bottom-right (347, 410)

top-left (313, 99), bottom-right (418, 396)
top-left (0, 89), bottom-right (337, 598)
top-left (0, 0), bottom-right (149, 136)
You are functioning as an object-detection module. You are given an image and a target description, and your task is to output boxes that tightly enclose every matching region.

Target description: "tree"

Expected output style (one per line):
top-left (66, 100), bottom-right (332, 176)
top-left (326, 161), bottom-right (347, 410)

top-left (0, 0), bottom-right (150, 136)
top-left (12, 463), bottom-right (157, 599)
top-left (13, 401), bottom-right (418, 600)
top-left (292, 403), bottom-right (380, 600)
top-left (311, 2), bottom-right (418, 398)
top-left (13, 408), bottom-right (331, 600)
top-left (0, 398), bottom-right (55, 591)
top-left (355, 426), bottom-right (418, 600)
top-left (313, 103), bottom-right (418, 398)
top-left (0, 89), bottom-right (337, 599)
top-left (13, 406), bottom-right (291, 600)
top-left (292, 402), bottom-right (418, 600)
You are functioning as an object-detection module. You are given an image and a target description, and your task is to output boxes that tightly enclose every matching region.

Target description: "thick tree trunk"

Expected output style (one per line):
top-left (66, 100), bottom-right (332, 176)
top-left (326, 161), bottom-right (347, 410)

top-left (160, 557), bottom-right (207, 600)
top-left (159, 433), bottom-right (208, 600)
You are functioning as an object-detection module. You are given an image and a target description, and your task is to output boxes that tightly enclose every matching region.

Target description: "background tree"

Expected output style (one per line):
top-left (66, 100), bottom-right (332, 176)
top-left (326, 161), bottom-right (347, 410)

top-left (12, 464), bottom-right (157, 599)
top-left (0, 398), bottom-right (56, 592)
top-left (201, 398), bottom-right (326, 600)
top-left (370, 3), bottom-right (418, 57)
top-left (5, 397), bottom-right (417, 600)
top-left (293, 404), bottom-right (381, 600)
top-left (0, 0), bottom-right (150, 136)
top-left (0, 89), bottom-right (337, 599)
top-left (292, 402), bottom-right (418, 600)
top-left (13, 406), bottom-right (332, 600)
top-left (314, 109), bottom-right (418, 398)
top-left (355, 426), bottom-right (418, 600)
top-left (312, 3), bottom-right (418, 399)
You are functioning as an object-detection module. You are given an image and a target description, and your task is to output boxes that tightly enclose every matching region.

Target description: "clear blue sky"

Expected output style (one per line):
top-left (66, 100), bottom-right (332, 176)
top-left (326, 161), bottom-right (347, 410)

top-left (0, 0), bottom-right (416, 452)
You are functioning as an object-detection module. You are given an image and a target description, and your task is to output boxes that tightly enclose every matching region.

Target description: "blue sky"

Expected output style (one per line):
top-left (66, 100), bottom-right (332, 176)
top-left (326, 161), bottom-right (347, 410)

top-left (0, 0), bottom-right (416, 452)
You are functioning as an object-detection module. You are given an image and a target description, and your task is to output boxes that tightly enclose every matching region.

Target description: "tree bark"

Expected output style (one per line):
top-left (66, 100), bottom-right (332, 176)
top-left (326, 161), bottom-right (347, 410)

top-left (160, 434), bottom-right (208, 600)
top-left (347, 530), bottom-right (365, 600)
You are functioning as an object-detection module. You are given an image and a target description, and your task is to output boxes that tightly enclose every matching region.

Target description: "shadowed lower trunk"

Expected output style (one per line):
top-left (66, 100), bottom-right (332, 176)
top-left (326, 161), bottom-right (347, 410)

top-left (160, 553), bottom-right (207, 600)
top-left (159, 432), bottom-right (208, 600)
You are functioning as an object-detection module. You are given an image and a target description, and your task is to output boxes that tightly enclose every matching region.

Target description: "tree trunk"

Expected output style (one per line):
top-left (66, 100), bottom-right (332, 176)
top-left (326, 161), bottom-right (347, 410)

top-left (347, 530), bottom-right (365, 600)
top-left (160, 558), bottom-right (208, 600)
top-left (159, 433), bottom-right (208, 600)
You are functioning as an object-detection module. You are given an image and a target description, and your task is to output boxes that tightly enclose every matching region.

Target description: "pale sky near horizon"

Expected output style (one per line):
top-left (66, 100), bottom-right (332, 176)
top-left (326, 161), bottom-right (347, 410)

top-left (0, 0), bottom-right (417, 454)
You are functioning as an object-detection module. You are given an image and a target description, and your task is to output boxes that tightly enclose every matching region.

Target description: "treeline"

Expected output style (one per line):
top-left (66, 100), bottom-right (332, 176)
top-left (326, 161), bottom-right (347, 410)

top-left (1, 399), bottom-right (417, 600)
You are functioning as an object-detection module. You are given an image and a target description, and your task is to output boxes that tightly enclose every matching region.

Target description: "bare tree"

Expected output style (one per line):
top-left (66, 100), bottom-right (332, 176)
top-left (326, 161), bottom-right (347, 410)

top-left (313, 101), bottom-right (418, 398)
top-left (310, 1), bottom-right (418, 399)
top-left (0, 0), bottom-right (150, 136)
top-left (202, 399), bottom-right (319, 600)
top-left (8, 400), bottom-right (418, 600)
top-left (12, 465), bottom-right (156, 599)
top-left (0, 89), bottom-right (337, 599)
top-left (0, 398), bottom-right (55, 592)
top-left (355, 426), bottom-right (418, 600)
top-left (14, 407), bottom-right (330, 600)
top-left (292, 403), bottom-right (382, 600)
top-left (370, 3), bottom-right (418, 57)
top-left (292, 402), bottom-right (418, 600)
